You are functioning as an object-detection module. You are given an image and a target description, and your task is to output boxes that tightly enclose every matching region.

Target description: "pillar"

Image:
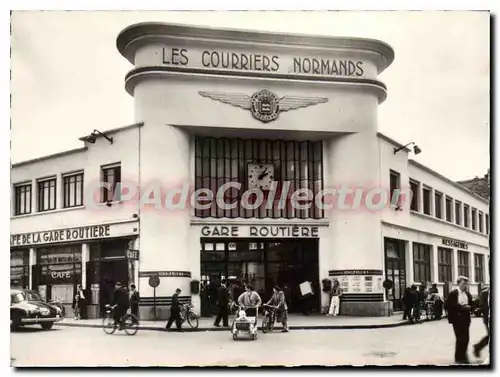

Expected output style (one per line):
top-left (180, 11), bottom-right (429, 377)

top-left (431, 244), bottom-right (439, 284)
top-left (429, 187), bottom-right (435, 217)
top-left (29, 247), bottom-right (36, 289)
top-left (469, 251), bottom-right (475, 283)
top-left (452, 248), bottom-right (459, 281)
top-left (407, 242), bottom-right (414, 285)
top-left (81, 243), bottom-right (89, 289)
top-left (417, 182), bottom-right (424, 213)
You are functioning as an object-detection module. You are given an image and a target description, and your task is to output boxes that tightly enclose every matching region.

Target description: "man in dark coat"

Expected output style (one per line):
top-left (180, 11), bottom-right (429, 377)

top-left (444, 276), bottom-right (473, 364)
top-left (402, 287), bottom-right (412, 320)
top-left (473, 286), bottom-right (490, 359)
top-left (129, 284), bottom-right (140, 323)
top-left (112, 282), bottom-right (130, 330)
top-left (166, 288), bottom-right (182, 331)
top-left (409, 285), bottom-right (421, 322)
top-left (214, 280), bottom-right (230, 327)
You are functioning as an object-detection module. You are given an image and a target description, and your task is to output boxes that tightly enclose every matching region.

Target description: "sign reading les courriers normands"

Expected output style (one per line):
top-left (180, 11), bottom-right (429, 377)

top-left (11, 225), bottom-right (111, 247)
top-left (161, 47), bottom-right (365, 77)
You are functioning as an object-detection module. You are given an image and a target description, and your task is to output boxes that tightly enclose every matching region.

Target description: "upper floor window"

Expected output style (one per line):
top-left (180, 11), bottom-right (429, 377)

top-left (63, 172), bottom-right (84, 208)
top-left (479, 211), bottom-right (484, 233)
top-left (14, 183), bottom-right (32, 216)
top-left (471, 208), bottom-right (477, 231)
top-left (455, 201), bottom-right (462, 225)
top-left (423, 186), bottom-right (431, 215)
top-left (37, 178), bottom-right (56, 212)
top-left (457, 250), bottom-right (469, 278)
top-left (445, 196), bottom-right (452, 222)
top-left (485, 214), bottom-right (489, 234)
top-left (101, 164), bottom-right (121, 203)
top-left (194, 137), bottom-right (323, 219)
top-left (434, 191), bottom-right (443, 219)
top-left (389, 170), bottom-right (401, 206)
top-left (463, 204), bottom-right (470, 228)
top-left (413, 242), bottom-right (431, 283)
top-left (409, 179), bottom-right (419, 211)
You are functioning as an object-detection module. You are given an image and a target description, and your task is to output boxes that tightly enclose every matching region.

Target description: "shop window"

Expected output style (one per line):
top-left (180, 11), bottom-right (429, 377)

top-left (445, 196), bottom-right (452, 222)
top-left (463, 204), bottom-right (470, 228)
top-left (479, 211), bottom-right (484, 233)
top-left (389, 170), bottom-right (401, 205)
top-left (486, 214), bottom-right (489, 234)
top-left (194, 137), bottom-right (323, 219)
top-left (437, 247), bottom-right (452, 283)
top-left (457, 250), bottom-right (469, 278)
top-left (474, 254), bottom-right (484, 283)
top-left (14, 182), bottom-right (32, 215)
top-left (412, 243), bottom-right (431, 283)
top-left (409, 179), bottom-right (419, 211)
top-left (455, 201), bottom-right (462, 225)
top-left (101, 164), bottom-right (121, 203)
top-left (37, 177), bottom-right (57, 212)
top-left (422, 186), bottom-right (431, 215)
top-left (11, 249), bottom-right (29, 288)
top-left (471, 208), bottom-right (477, 231)
top-left (434, 191), bottom-right (443, 219)
top-left (63, 172), bottom-right (84, 208)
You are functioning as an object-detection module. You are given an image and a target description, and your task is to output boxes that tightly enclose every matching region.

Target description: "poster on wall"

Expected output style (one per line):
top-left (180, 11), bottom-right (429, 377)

top-left (328, 270), bottom-right (384, 294)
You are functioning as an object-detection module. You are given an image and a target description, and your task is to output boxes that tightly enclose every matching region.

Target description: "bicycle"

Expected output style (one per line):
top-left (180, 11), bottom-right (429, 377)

top-left (261, 304), bottom-right (277, 333)
top-left (180, 303), bottom-right (199, 329)
top-left (102, 304), bottom-right (139, 335)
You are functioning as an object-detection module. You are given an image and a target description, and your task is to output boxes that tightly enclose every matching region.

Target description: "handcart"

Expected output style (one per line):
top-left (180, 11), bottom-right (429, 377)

top-left (230, 305), bottom-right (259, 341)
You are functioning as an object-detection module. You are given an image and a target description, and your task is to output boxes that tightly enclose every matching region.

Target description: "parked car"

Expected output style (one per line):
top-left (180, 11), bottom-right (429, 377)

top-left (10, 289), bottom-right (63, 331)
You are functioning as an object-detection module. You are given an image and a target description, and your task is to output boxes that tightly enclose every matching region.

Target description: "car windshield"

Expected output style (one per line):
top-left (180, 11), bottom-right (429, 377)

top-left (11, 291), bottom-right (42, 303)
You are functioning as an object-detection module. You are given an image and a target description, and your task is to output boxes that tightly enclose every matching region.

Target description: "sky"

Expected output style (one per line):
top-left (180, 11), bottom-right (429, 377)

top-left (10, 10), bottom-right (490, 181)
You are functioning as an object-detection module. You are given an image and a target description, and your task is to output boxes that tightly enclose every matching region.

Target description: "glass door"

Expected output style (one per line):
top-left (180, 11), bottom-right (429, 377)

top-left (384, 238), bottom-right (406, 311)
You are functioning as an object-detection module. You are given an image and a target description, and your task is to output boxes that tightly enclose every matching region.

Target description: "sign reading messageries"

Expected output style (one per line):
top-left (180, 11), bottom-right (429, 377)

top-left (160, 47), bottom-right (366, 77)
top-left (11, 225), bottom-right (111, 247)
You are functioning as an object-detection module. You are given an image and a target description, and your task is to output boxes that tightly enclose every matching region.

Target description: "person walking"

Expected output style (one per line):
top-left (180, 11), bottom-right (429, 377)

top-left (473, 286), bottom-right (490, 359)
top-left (76, 284), bottom-right (86, 320)
top-left (166, 288), bottom-right (182, 331)
top-left (444, 276), bottom-right (473, 364)
top-left (402, 287), bottom-right (412, 320)
top-left (327, 280), bottom-right (343, 316)
top-left (214, 280), bottom-right (230, 327)
top-left (267, 286), bottom-right (289, 332)
top-left (112, 282), bottom-right (130, 330)
top-left (129, 284), bottom-right (140, 323)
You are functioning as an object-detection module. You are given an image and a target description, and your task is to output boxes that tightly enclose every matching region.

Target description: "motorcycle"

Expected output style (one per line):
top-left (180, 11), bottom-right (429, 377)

top-left (180, 303), bottom-right (199, 329)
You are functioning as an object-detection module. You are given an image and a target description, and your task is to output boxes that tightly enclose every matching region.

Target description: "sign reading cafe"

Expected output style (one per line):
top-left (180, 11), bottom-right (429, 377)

top-left (160, 47), bottom-right (366, 77)
top-left (11, 225), bottom-right (111, 247)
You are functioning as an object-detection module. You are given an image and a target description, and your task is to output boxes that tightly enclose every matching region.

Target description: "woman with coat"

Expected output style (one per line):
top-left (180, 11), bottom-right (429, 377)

top-left (266, 286), bottom-right (289, 332)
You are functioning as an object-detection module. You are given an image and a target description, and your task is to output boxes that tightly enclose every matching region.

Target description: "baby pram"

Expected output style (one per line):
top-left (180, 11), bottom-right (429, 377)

top-left (230, 305), bottom-right (259, 341)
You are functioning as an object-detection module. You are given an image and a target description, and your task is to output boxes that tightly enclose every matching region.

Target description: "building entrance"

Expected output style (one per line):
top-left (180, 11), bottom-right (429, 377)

top-left (384, 237), bottom-right (407, 311)
top-left (200, 238), bottom-right (319, 314)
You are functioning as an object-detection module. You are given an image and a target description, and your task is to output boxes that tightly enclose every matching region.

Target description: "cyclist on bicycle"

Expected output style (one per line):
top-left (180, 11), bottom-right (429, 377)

top-left (112, 282), bottom-right (130, 330)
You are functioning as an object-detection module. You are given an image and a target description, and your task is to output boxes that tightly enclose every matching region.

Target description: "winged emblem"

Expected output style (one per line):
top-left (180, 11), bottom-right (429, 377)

top-left (199, 89), bottom-right (328, 123)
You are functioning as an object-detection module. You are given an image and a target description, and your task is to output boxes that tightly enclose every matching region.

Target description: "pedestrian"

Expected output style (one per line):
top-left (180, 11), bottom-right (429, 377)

top-left (409, 285), bottom-right (421, 323)
top-left (129, 284), bottom-right (140, 323)
top-left (327, 279), bottom-right (342, 316)
top-left (402, 287), bottom-right (412, 320)
top-left (237, 285), bottom-right (262, 318)
top-left (473, 286), bottom-right (490, 359)
top-left (76, 284), bottom-right (86, 320)
top-left (267, 286), bottom-right (289, 332)
top-left (429, 283), bottom-right (439, 295)
top-left (214, 279), bottom-right (229, 327)
top-left (112, 282), bottom-right (130, 330)
top-left (72, 293), bottom-right (81, 320)
top-left (444, 276), bottom-right (473, 364)
top-left (166, 288), bottom-right (182, 331)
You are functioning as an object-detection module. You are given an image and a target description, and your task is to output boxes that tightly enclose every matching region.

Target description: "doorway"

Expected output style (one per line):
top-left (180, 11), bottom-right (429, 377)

top-left (384, 238), bottom-right (407, 311)
top-left (98, 259), bottom-right (128, 317)
top-left (200, 238), bottom-right (319, 313)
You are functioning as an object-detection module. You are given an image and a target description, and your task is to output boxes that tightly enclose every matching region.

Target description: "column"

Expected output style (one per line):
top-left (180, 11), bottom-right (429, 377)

top-left (429, 188), bottom-right (436, 217)
top-left (469, 251), bottom-right (475, 283)
top-left (449, 197), bottom-right (455, 223)
top-left (431, 245), bottom-right (439, 284)
top-left (56, 174), bottom-right (64, 209)
top-left (417, 182), bottom-right (424, 213)
top-left (29, 248), bottom-right (36, 289)
top-left (81, 243), bottom-right (89, 289)
top-left (406, 242), bottom-right (414, 285)
top-left (440, 193), bottom-right (446, 220)
top-left (452, 248), bottom-right (459, 281)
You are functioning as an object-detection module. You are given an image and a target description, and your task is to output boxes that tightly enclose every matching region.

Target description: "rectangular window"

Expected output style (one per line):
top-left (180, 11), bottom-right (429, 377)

top-left (413, 243), bottom-right (431, 283)
top-left (63, 172), bottom-right (84, 208)
top-left (479, 212), bottom-right (484, 233)
top-left (101, 164), bottom-right (121, 203)
top-left (437, 247), bottom-right (452, 283)
top-left (486, 214), bottom-right (489, 234)
top-left (463, 205), bottom-right (470, 228)
top-left (474, 254), bottom-right (484, 283)
top-left (423, 187), bottom-right (431, 215)
top-left (194, 137), bottom-right (324, 219)
top-left (435, 191), bottom-right (443, 219)
top-left (37, 178), bottom-right (57, 212)
top-left (471, 208), bottom-right (477, 230)
top-left (389, 170), bottom-right (401, 205)
top-left (446, 196), bottom-right (452, 222)
top-left (457, 250), bottom-right (469, 278)
top-left (410, 179), bottom-right (419, 211)
top-left (14, 183), bottom-right (32, 215)
top-left (455, 201), bottom-right (462, 225)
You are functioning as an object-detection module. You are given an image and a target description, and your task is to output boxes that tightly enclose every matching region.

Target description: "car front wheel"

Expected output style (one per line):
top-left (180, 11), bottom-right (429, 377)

top-left (41, 322), bottom-right (54, 330)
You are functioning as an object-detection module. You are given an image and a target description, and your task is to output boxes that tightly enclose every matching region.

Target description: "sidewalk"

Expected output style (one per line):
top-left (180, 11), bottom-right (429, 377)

top-left (56, 313), bottom-right (410, 332)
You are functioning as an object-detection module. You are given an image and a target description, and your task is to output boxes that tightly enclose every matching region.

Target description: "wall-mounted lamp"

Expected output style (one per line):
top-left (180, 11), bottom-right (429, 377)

top-left (85, 129), bottom-right (113, 144)
top-left (394, 142), bottom-right (421, 155)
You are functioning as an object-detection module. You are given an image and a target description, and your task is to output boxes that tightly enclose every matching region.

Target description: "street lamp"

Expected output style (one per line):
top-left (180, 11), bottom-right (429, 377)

top-left (394, 142), bottom-right (421, 155)
top-left (85, 129), bottom-right (113, 144)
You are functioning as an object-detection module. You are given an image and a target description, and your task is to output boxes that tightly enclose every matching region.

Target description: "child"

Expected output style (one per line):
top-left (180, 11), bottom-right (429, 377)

top-left (72, 294), bottom-right (80, 320)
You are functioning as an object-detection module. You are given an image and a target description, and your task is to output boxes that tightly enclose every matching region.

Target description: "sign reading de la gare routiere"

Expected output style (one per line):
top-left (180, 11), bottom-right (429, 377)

top-left (11, 225), bottom-right (111, 247)
top-left (161, 47), bottom-right (365, 77)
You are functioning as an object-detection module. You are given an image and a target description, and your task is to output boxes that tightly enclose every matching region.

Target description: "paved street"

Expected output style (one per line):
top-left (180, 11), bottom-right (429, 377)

top-left (11, 318), bottom-right (489, 367)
